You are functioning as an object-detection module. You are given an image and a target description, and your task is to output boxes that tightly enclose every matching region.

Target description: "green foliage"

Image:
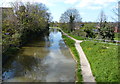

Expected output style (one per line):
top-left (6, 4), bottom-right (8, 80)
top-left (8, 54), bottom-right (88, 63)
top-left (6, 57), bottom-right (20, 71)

top-left (82, 23), bottom-right (96, 38)
top-left (2, 2), bottom-right (51, 54)
top-left (99, 24), bottom-right (115, 40)
top-left (98, 11), bottom-right (115, 41)
top-left (50, 21), bottom-right (55, 27)
top-left (84, 29), bottom-right (96, 38)
top-left (62, 35), bottom-right (83, 82)
top-left (59, 23), bottom-right (69, 32)
top-left (60, 8), bottom-right (82, 32)
top-left (82, 23), bottom-right (96, 30)
top-left (61, 22), bottom-right (97, 40)
top-left (81, 41), bottom-right (120, 82)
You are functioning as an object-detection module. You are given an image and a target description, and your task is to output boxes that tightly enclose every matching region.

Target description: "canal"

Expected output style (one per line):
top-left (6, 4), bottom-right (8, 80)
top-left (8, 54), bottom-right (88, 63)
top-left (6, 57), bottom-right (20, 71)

top-left (2, 28), bottom-right (76, 82)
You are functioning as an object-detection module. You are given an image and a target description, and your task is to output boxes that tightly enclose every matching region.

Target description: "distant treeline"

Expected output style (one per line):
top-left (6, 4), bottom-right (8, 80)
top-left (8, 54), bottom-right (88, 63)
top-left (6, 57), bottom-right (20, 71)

top-left (50, 9), bottom-right (116, 41)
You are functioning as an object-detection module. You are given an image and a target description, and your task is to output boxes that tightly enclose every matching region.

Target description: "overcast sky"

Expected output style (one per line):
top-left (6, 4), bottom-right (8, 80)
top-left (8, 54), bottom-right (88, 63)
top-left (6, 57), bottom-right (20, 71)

top-left (1, 0), bottom-right (119, 22)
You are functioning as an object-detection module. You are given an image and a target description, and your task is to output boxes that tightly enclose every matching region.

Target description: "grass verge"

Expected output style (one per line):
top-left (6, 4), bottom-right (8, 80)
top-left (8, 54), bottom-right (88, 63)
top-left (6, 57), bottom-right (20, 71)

top-left (67, 33), bottom-right (85, 40)
top-left (62, 35), bottom-right (83, 82)
top-left (80, 41), bottom-right (120, 82)
top-left (63, 30), bottom-right (85, 40)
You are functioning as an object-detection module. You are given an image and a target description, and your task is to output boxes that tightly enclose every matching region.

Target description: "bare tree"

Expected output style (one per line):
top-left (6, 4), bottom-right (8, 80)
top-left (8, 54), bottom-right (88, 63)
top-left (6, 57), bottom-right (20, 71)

top-left (98, 10), bottom-right (107, 28)
top-left (60, 8), bottom-right (82, 32)
top-left (112, 1), bottom-right (120, 22)
top-left (112, 1), bottom-right (120, 31)
top-left (98, 10), bottom-right (115, 41)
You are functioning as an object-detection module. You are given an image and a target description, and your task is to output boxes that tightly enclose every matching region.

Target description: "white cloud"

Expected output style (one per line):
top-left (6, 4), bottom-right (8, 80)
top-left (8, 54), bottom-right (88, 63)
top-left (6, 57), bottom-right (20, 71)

top-left (76, 0), bottom-right (118, 9)
top-left (2, 0), bottom-right (118, 8)
top-left (1, 0), bottom-right (15, 7)
top-left (1, 0), bottom-right (82, 7)
top-left (94, 0), bottom-right (117, 5)
top-left (88, 6), bottom-right (102, 10)
top-left (80, 12), bottom-right (85, 15)
top-left (1, 0), bottom-right (55, 7)
top-left (64, 0), bottom-right (78, 4)
top-left (30, 0), bottom-right (55, 6)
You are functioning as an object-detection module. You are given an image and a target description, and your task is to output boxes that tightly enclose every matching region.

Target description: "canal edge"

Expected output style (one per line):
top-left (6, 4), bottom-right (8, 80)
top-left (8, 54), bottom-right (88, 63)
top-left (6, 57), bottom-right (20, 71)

top-left (59, 28), bottom-right (96, 83)
top-left (68, 47), bottom-right (81, 82)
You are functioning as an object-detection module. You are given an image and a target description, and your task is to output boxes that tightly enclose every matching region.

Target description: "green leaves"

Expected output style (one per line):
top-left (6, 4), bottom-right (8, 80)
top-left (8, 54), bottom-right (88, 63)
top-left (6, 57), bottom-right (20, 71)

top-left (2, 2), bottom-right (52, 53)
top-left (99, 25), bottom-right (115, 40)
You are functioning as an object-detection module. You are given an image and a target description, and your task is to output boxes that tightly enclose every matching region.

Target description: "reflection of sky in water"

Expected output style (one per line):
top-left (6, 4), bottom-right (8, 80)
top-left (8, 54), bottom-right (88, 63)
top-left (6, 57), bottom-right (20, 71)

top-left (49, 30), bottom-right (62, 49)
top-left (3, 69), bottom-right (15, 80)
top-left (2, 28), bottom-right (75, 82)
top-left (42, 50), bottom-right (75, 82)
top-left (2, 61), bottom-right (24, 80)
top-left (43, 29), bottom-right (75, 82)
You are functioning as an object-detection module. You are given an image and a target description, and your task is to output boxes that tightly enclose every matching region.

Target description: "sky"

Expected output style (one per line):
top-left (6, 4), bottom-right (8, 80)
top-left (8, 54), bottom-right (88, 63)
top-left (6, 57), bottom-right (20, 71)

top-left (0, 0), bottom-right (119, 22)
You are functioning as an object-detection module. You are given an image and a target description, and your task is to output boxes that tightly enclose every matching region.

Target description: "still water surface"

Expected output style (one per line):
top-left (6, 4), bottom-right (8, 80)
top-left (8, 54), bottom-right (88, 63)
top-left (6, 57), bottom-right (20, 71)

top-left (2, 28), bottom-right (76, 82)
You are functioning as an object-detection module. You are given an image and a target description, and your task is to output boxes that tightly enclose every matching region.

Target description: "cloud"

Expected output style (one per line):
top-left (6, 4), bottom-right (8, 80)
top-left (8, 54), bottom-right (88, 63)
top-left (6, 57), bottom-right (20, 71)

top-left (76, 0), bottom-right (118, 9)
top-left (64, 0), bottom-right (78, 4)
top-left (1, 0), bottom-right (80, 7)
top-left (80, 12), bottom-right (86, 15)
top-left (1, 0), bottom-right (15, 7)
top-left (1, 0), bottom-right (55, 7)
top-left (88, 6), bottom-right (102, 10)
top-left (1, 0), bottom-right (118, 7)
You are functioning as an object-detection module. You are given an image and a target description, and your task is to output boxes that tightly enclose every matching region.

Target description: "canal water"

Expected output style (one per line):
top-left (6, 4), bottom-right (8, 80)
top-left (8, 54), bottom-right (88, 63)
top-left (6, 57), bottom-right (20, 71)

top-left (2, 28), bottom-right (76, 82)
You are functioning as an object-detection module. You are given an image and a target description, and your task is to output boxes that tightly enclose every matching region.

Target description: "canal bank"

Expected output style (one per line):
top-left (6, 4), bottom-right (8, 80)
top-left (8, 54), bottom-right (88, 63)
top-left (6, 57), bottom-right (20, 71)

top-left (60, 28), bottom-right (95, 82)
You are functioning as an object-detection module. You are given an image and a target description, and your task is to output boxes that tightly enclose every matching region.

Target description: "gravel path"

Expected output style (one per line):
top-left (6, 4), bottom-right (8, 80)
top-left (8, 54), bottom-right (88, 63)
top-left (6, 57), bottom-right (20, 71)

top-left (61, 30), bottom-right (96, 82)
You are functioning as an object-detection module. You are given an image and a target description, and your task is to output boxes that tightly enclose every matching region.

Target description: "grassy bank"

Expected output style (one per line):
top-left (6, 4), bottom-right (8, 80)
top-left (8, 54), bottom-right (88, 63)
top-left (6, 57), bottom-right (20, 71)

top-left (80, 41), bottom-right (120, 82)
top-left (62, 35), bottom-right (83, 82)
top-left (63, 30), bottom-right (85, 40)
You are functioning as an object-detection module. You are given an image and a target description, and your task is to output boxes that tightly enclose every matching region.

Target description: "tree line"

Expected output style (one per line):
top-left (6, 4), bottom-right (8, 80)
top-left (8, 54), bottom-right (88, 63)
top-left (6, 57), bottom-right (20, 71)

top-left (58, 8), bottom-right (115, 41)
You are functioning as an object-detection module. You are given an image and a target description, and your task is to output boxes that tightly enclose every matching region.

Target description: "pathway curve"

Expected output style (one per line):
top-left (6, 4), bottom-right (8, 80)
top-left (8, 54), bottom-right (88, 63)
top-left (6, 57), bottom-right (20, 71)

top-left (60, 29), bottom-right (96, 82)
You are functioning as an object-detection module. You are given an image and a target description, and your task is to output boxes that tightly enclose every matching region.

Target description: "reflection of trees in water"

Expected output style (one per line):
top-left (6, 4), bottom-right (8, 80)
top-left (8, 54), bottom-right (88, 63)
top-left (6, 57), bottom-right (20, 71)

top-left (17, 55), bottom-right (39, 71)
top-left (2, 29), bottom-right (51, 81)
top-left (59, 40), bottom-right (67, 49)
top-left (17, 54), bottom-right (47, 81)
top-left (2, 34), bottom-right (51, 81)
top-left (2, 28), bottom-right (75, 82)
top-left (49, 28), bottom-right (59, 34)
top-left (43, 28), bottom-right (51, 48)
top-left (2, 47), bottom-right (50, 81)
top-left (44, 29), bottom-right (50, 38)
top-left (2, 54), bottom-right (39, 80)
top-left (49, 28), bottom-right (54, 32)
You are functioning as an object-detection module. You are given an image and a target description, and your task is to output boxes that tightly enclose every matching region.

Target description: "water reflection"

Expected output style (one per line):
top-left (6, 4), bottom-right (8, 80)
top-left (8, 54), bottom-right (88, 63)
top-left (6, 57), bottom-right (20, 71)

top-left (2, 28), bottom-right (76, 82)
